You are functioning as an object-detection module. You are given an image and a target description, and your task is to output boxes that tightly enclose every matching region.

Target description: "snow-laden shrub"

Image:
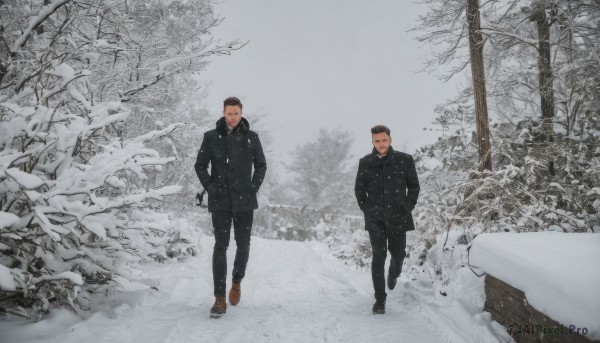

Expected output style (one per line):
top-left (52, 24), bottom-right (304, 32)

top-left (404, 228), bottom-right (472, 297)
top-left (0, 100), bottom-right (194, 318)
top-left (406, 116), bottom-right (599, 296)
top-left (415, 121), bottom-right (598, 242)
top-left (326, 229), bottom-right (372, 269)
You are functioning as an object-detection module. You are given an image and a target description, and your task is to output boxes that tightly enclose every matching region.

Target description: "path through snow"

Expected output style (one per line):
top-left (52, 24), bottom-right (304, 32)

top-left (1, 237), bottom-right (511, 343)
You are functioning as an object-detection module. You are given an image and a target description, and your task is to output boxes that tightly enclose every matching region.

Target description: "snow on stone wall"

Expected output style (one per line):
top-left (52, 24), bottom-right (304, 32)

top-left (470, 232), bottom-right (600, 340)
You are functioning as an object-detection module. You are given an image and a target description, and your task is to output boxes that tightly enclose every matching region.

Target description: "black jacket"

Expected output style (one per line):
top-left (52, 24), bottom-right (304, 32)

top-left (354, 146), bottom-right (420, 231)
top-left (195, 117), bottom-right (267, 212)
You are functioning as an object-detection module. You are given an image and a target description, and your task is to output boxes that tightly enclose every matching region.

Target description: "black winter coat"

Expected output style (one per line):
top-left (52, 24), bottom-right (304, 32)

top-left (195, 117), bottom-right (267, 212)
top-left (354, 146), bottom-right (420, 231)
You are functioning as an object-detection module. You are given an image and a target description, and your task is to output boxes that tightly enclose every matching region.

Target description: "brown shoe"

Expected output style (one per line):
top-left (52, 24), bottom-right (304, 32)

top-left (210, 296), bottom-right (226, 318)
top-left (229, 281), bottom-right (241, 306)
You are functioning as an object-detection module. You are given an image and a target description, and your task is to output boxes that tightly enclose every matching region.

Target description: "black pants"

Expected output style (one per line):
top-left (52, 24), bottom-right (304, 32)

top-left (368, 228), bottom-right (407, 302)
top-left (212, 210), bottom-right (253, 297)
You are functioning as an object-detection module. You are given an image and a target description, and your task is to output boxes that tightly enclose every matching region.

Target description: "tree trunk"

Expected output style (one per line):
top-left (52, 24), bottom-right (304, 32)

top-left (532, 0), bottom-right (555, 142)
top-left (466, 0), bottom-right (492, 171)
top-left (0, 60), bottom-right (7, 86)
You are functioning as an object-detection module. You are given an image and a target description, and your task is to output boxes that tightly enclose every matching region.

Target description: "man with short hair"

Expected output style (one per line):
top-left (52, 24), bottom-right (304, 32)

top-left (354, 125), bottom-right (420, 314)
top-left (195, 97), bottom-right (267, 318)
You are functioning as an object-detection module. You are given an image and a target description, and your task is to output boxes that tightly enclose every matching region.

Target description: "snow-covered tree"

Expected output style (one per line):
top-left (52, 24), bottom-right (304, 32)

top-left (0, 0), bottom-right (241, 318)
top-left (287, 128), bottom-right (357, 215)
top-left (416, 0), bottom-right (600, 137)
top-left (413, 0), bottom-right (599, 240)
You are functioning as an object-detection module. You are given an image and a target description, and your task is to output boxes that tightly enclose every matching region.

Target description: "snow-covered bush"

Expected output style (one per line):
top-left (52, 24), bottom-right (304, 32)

top-left (0, 92), bottom-right (189, 319)
top-left (406, 113), bottom-right (599, 297)
top-left (415, 121), bottom-right (598, 240)
top-left (326, 229), bottom-right (372, 269)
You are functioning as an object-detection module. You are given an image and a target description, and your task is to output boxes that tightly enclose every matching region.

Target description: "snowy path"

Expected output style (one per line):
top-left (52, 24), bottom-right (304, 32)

top-left (2, 237), bottom-right (509, 343)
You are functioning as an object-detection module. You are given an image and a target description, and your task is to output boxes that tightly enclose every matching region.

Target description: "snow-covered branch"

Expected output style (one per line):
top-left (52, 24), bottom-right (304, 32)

top-left (10, 0), bottom-right (73, 53)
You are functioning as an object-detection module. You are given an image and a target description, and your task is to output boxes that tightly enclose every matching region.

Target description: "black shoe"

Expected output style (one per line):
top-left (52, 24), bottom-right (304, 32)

top-left (387, 262), bottom-right (400, 290)
top-left (372, 298), bottom-right (386, 314)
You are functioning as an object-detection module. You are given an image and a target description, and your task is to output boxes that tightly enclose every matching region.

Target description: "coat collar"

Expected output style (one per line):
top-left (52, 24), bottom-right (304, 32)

top-left (216, 117), bottom-right (250, 135)
top-left (371, 146), bottom-right (395, 160)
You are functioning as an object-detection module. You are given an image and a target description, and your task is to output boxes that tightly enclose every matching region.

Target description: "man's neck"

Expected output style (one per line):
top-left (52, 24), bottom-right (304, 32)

top-left (377, 150), bottom-right (389, 158)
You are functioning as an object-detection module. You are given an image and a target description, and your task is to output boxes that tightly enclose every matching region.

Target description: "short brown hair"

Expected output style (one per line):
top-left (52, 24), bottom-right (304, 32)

top-left (223, 97), bottom-right (243, 110)
top-left (371, 125), bottom-right (390, 136)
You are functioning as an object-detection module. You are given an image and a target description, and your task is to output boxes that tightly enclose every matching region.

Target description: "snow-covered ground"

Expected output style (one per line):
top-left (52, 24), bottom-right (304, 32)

top-left (1, 236), bottom-right (511, 343)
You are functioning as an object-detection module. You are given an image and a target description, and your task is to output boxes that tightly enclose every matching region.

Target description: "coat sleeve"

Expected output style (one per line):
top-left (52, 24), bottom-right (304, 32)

top-left (405, 155), bottom-right (420, 210)
top-left (251, 134), bottom-right (267, 192)
top-left (354, 158), bottom-right (368, 211)
top-left (194, 132), bottom-right (212, 190)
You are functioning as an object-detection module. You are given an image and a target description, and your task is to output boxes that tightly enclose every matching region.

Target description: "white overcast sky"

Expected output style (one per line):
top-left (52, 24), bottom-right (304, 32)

top-left (201, 0), bottom-right (461, 173)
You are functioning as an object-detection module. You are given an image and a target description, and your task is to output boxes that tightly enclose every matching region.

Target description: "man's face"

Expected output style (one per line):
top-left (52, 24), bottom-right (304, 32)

top-left (372, 132), bottom-right (392, 156)
top-left (223, 105), bottom-right (242, 127)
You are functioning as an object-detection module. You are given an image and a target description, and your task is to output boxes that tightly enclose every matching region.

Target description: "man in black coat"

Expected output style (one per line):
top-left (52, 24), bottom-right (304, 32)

top-left (354, 125), bottom-right (420, 314)
top-left (195, 97), bottom-right (267, 318)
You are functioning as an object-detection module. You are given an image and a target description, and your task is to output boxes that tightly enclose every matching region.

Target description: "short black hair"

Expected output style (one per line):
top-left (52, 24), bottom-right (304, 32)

top-left (371, 125), bottom-right (390, 136)
top-left (223, 97), bottom-right (243, 110)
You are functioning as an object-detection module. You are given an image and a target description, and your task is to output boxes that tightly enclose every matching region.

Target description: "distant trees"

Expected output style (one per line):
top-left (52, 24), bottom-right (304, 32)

top-left (287, 128), bottom-right (357, 215)
top-left (0, 0), bottom-right (240, 318)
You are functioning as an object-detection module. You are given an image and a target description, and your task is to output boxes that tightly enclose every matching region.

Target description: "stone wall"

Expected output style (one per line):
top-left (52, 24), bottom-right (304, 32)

top-left (484, 274), bottom-right (598, 343)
